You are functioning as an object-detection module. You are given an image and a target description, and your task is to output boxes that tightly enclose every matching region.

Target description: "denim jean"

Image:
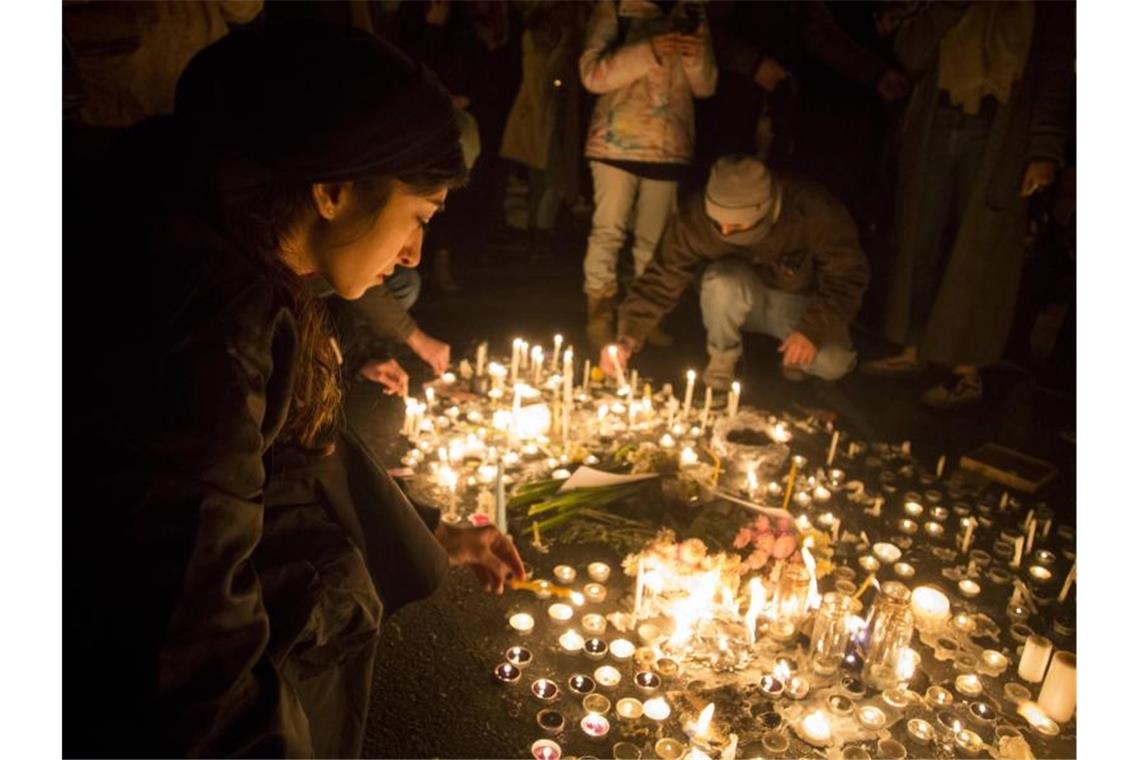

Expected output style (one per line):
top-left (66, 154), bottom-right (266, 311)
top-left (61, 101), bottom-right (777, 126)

top-left (700, 259), bottom-right (857, 381)
top-left (582, 160), bottom-right (677, 297)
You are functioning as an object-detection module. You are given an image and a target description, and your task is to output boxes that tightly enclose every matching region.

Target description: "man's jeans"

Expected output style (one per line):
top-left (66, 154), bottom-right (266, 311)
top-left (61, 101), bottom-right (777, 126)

top-left (700, 259), bottom-right (856, 381)
top-left (583, 160), bottom-right (677, 296)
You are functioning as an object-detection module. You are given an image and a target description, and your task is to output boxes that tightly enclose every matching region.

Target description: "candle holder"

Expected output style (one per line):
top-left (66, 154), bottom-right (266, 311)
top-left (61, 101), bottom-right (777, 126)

top-left (536, 708), bottom-right (566, 734)
top-left (583, 637), bottom-right (608, 660)
top-left (955, 727), bottom-right (984, 756)
top-left (636, 623), bottom-right (660, 644)
top-left (643, 697), bottom-right (671, 721)
top-left (926, 685), bottom-right (954, 706)
top-left (1009, 622), bottom-right (1034, 642)
top-left (610, 638), bottom-right (636, 661)
top-left (801, 709), bottom-right (834, 747)
top-left (552, 565), bottom-right (577, 584)
top-left (1028, 565), bottom-right (1053, 583)
top-left (968, 700), bottom-right (998, 726)
top-left (654, 738), bottom-right (685, 760)
top-left (898, 518), bottom-right (919, 535)
top-left (509, 612), bottom-right (536, 635)
top-left (758, 675), bottom-right (785, 698)
top-left (587, 562), bottom-right (611, 582)
top-left (761, 731), bottom-right (790, 754)
top-left (634, 670), bottom-right (662, 694)
top-left (494, 662), bottom-right (521, 685)
top-left (863, 582), bottom-right (915, 691)
top-left (582, 693), bottom-right (611, 715)
top-left (583, 583), bottom-right (608, 604)
top-left (858, 555), bottom-right (881, 573)
top-left (580, 713), bottom-right (611, 741)
top-left (857, 705), bottom-right (887, 730)
top-left (1007, 604), bottom-right (1030, 625)
top-left (841, 676), bottom-right (868, 699)
top-left (615, 697), bottom-right (643, 721)
top-left (981, 650), bottom-right (1009, 672)
top-left (954, 673), bottom-right (983, 698)
top-left (883, 687), bottom-right (911, 708)
top-left (1003, 682), bottom-right (1031, 705)
top-left (547, 603), bottom-right (574, 623)
top-left (873, 542), bottom-right (902, 564)
top-left (787, 675), bottom-right (810, 699)
top-left (568, 674), bottom-right (597, 696)
top-left (559, 630), bottom-right (585, 655)
top-left (533, 580), bottom-right (554, 599)
top-left (930, 506), bottom-right (950, 521)
top-left (594, 665), bottom-right (621, 690)
top-left (530, 739), bottom-right (562, 760)
top-left (828, 694), bottom-right (854, 716)
top-left (907, 718), bottom-right (935, 744)
top-left (925, 521), bottom-right (945, 538)
top-left (810, 591), bottom-right (853, 678)
top-left (531, 678), bottom-right (560, 702)
top-left (581, 613), bottom-right (607, 636)
top-left (654, 657), bottom-right (680, 677)
top-left (506, 646), bottom-right (533, 669)
top-left (987, 567), bottom-right (1013, 585)
top-left (958, 579), bottom-right (981, 598)
top-left (893, 562), bottom-right (915, 579)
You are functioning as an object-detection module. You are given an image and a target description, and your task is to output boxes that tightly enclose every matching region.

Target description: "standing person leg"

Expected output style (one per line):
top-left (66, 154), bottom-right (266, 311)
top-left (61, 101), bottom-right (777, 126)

top-left (583, 161), bottom-right (638, 347)
top-left (629, 175), bottom-right (678, 346)
top-left (699, 259), bottom-right (766, 389)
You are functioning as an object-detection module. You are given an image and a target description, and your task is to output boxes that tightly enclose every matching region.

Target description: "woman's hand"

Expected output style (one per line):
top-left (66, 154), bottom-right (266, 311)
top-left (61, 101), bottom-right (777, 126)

top-left (359, 358), bottom-right (409, 396)
top-left (407, 328), bottom-right (451, 376)
top-left (434, 523), bottom-right (526, 594)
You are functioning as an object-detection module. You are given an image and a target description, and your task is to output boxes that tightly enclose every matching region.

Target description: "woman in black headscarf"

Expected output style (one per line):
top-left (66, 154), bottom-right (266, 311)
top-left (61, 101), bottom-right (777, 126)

top-left (64, 23), bottom-right (523, 758)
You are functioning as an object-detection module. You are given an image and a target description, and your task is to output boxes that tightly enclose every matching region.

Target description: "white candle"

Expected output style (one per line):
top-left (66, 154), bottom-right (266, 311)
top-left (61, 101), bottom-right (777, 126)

top-left (830, 518), bottom-right (841, 544)
top-left (1026, 519), bottom-right (1038, 554)
top-left (510, 338), bottom-right (522, 383)
top-left (1042, 517), bottom-right (1053, 538)
top-left (581, 359), bottom-right (591, 392)
top-left (1000, 491), bottom-right (1010, 511)
top-left (551, 334), bottom-right (563, 369)
top-left (1024, 508), bottom-right (1036, 531)
top-left (936, 454), bottom-right (946, 478)
top-left (475, 341), bottom-right (488, 377)
top-left (1038, 651), bottom-right (1076, 723)
top-left (531, 346), bottom-right (544, 384)
top-left (728, 381), bottom-right (741, 418)
top-left (629, 369), bottom-right (639, 394)
top-left (699, 387), bottom-right (712, 431)
top-left (911, 586), bottom-right (951, 633)
top-left (1010, 536), bottom-right (1025, 568)
top-left (559, 629), bottom-right (585, 654)
top-left (587, 562), bottom-right (611, 582)
top-left (682, 370), bottom-right (696, 419)
top-left (1057, 562), bottom-right (1076, 602)
top-left (1018, 635), bottom-right (1053, 683)
top-left (562, 349), bottom-right (574, 404)
top-left (643, 697), bottom-right (671, 721)
top-left (961, 518), bottom-right (977, 553)
top-left (826, 431), bottom-right (839, 466)
top-left (509, 612), bottom-right (535, 634)
top-left (548, 603), bottom-right (573, 622)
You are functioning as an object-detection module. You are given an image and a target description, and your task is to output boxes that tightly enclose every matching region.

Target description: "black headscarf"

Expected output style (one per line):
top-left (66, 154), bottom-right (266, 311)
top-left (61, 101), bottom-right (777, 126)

top-left (173, 21), bottom-right (465, 202)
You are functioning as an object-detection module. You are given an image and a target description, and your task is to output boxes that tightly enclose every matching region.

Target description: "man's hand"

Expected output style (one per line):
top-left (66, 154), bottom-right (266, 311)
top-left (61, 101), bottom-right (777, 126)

top-left (599, 341), bottom-right (632, 378)
top-left (407, 328), bottom-right (451, 376)
top-left (778, 331), bottom-right (818, 368)
top-left (359, 358), bottom-right (409, 396)
top-left (676, 33), bottom-right (704, 63)
top-left (754, 56), bottom-right (789, 93)
top-left (434, 522), bottom-right (526, 594)
top-left (1020, 159), bottom-right (1057, 197)
top-left (877, 68), bottom-right (910, 102)
top-left (651, 32), bottom-right (682, 61)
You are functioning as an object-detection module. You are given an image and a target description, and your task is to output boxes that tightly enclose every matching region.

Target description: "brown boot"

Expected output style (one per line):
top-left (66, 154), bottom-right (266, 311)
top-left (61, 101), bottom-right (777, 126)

top-left (702, 347), bottom-right (742, 391)
top-left (585, 293), bottom-right (616, 348)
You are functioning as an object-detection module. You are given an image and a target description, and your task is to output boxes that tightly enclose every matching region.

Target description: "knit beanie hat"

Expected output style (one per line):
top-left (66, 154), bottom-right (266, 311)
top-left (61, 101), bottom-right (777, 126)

top-left (704, 154), bottom-right (782, 229)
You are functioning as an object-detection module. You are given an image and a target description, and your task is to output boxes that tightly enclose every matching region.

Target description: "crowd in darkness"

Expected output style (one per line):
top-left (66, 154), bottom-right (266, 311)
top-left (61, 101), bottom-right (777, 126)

top-left (62, 3), bottom-right (1075, 758)
top-left (65, 0), bottom-right (1076, 411)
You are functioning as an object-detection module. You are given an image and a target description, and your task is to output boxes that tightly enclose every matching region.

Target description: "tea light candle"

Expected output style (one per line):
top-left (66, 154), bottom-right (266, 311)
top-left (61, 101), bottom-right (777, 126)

top-left (654, 738), bottom-right (685, 760)
top-left (634, 670), bottom-right (662, 694)
top-left (582, 693), bottom-right (611, 715)
top-left (531, 739), bottom-right (562, 760)
top-left (859, 555), bottom-right (881, 572)
top-left (787, 675), bottom-right (810, 699)
top-left (537, 708), bottom-right (566, 735)
top-left (559, 629), bottom-right (585, 654)
top-left (583, 637), bottom-right (608, 660)
top-left (894, 562), bottom-right (915, 578)
top-left (857, 705), bottom-right (886, 730)
top-left (643, 697), bottom-right (672, 721)
top-left (655, 657), bottom-right (679, 677)
top-left (1034, 549), bottom-right (1056, 566)
top-left (581, 613), bottom-right (607, 636)
top-left (899, 518), bottom-right (919, 535)
top-left (637, 623), bottom-right (660, 644)
top-left (553, 565), bottom-right (577, 584)
top-left (907, 718), bottom-right (934, 744)
top-left (968, 701), bottom-right (998, 724)
top-left (1018, 700), bottom-right (1061, 736)
top-left (955, 674), bottom-right (983, 698)
top-left (904, 501), bottom-right (924, 517)
top-left (594, 665), bottom-right (621, 689)
top-left (615, 697), bottom-right (643, 721)
top-left (587, 562), bottom-right (611, 582)
top-left (925, 521), bottom-right (945, 538)
top-left (927, 685), bottom-right (953, 706)
top-left (958, 579), bottom-right (981, 598)
top-left (801, 709), bottom-right (833, 747)
top-left (873, 542), bottom-right (901, 564)
top-left (758, 675), bottom-right (784, 698)
top-left (1028, 565), bottom-right (1053, 583)
top-left (494, 661), bottom-right (521, 684)
top-left (828, 695), bottom-right (853, 715)
top-left (982, 650), bottom-right (1008, 671)
top-left (1018, 635), bottom-right (1053, 683)
top-left (534, 580), bottom-right (554, 599)
top-left (1038, 650), bottom-right (1075, 723)
top-left (568, 674), bottom-right (596, 696)
top-left (580, 712), bottom-right (610, 740)
top-left (911, 586), bottom-right (951, 633)
top-left (510, 612), bottom-right (536, 634)
top-left (506, 646), bottom-right (534, 669)
top-left (531, 678), bottom-right (560, 702)
top-left (955, 727), bottom-right (984, 755)
top-left (610, 638), bottom-right (636, 661)
top-left (548, 603), bottom-right (574, 622)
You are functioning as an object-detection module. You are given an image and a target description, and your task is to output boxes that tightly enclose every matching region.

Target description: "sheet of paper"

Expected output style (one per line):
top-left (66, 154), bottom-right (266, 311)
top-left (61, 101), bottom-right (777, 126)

top-left (558, 466), bottom-right (659, 493)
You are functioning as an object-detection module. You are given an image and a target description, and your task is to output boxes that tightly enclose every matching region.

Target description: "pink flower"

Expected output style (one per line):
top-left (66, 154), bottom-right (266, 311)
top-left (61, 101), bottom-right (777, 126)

top-left (772, 534), bottom-right (798, 559)
top-left (776, 518), bottom-right (791, 533)
top-left (754, 532), bottom-right (775, 554)
top-left (753, 516), bottom-right (771, 533)
top-left (746, 548), bottom-right (771, 570)
top-left (733, 527), bottom-right (753, 549)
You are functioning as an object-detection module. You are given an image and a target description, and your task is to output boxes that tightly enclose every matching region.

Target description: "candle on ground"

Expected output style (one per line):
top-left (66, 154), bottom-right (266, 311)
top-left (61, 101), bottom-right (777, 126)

top-left (510, 338), bottom-right (522, 383)
top-left (1057, 563), bottom-right (1076, 602)
top-left (475, 341), bottom-right (488, 376)
top-left (551, 334), bottom-right (563, 369)
top-left (826, 431), bottom-right (839, 466)
top-left (961, 518), bottom-right (977, 552)
top-left (1010, 536), bottom-right (1025, 568)
top-left (936, 454), bottom-right (946, 478)
top-left (608, 345), bottom-right (627, 389)
top-left (728, 381), bottom-right (741, 418)
top-left (1038, 651), bottom-right (1076, 723)
top-left (682, 370), bottom-right (696, 418)
top-left (1018, 635), bottom-right (1053, 683)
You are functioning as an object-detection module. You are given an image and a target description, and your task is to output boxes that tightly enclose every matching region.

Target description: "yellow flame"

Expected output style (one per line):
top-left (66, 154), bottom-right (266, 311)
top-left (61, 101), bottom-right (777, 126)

top-left (694, 703), bottom-right (715, 738)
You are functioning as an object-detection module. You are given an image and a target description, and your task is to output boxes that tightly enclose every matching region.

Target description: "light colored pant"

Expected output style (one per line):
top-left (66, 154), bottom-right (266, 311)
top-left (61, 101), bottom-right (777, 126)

top-left (582, 160), bottom-right (677, 296)
top-left (701, 259), bottom-right (857, 381)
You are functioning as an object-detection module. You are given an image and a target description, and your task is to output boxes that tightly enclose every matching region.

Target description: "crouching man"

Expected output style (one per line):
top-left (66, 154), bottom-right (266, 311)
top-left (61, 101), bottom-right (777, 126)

top-left (602, 154), bottom-right (869, 388)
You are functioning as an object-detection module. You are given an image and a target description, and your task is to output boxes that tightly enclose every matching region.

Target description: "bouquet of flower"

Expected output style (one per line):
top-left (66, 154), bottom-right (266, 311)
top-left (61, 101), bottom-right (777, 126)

top-left (732, 515), bottom-right (799, 571)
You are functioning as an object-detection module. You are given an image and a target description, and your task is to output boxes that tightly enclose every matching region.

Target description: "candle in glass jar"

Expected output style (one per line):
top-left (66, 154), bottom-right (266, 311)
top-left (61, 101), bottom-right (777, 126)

top-left (1038, 650), bottom-right (1075, 723)
top-left (1018, 635), bottom-right (1053, 683)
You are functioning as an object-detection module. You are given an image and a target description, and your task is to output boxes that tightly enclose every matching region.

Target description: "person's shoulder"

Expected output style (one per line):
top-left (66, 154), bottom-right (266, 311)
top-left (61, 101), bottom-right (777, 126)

top-left (778, 174), bottom-right (852, 220)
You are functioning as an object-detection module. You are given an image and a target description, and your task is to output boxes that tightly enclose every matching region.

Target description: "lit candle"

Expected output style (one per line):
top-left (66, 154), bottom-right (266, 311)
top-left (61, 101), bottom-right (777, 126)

top-left (593, 665), bottom-right (621, 689)
top-left (634, 670), bottom-right (662, 694)
top-left (583, 638), bottom-right (608, 660)
top-left (587, 562), bottom-right (611, 582)
top-left (581, 613), bottom-right (606, 636)
top-left (494, 662), bottom-right (521, 684)
top-left (1018, 635), bottom-right (1053, 683)
top-left (982, 650), bottom-right (1008, 671)
top-left (699, 386), bottom-right (712, 432)
top-left (643, 697), bottom-right (671, 721)
top-left (682, 370), bottom-right (696, 419)
top-left (1038, 652), bottom-right (1075, 723)
top-left (548, 603), bottom-right (573, 623)
top-left (961, 517), bottom-right (977, 552)
top-left (531, 346), bottom-right (544, 384)
top-left (509, 612), bottom-right (535, 634)
top-left (559, 629), bottom-right (585, 654)
top-left (551, 334), bottom-right (563, 369)
top-left (857, 705), bottom-right (886, 729)
top-left (531, 739), bottom-right (561, 760)
top-left (553, 565), bottom-right (577, 584)
top-left (911, 586), bottom-right (951, 633)
top-left (728, 381), bottom-right (741, 418)
top-left (954, 674), bottom-right (983, 698)
top-left (488, 361), bottom-right (506, 391)
top-left (1018, 701), bottom-right (1060, 736)
top-left (680, 446), bottom-right (699, 467)
top-left (531, 678), bottom-right (559, 702)
top-left (505, 646), bottom-right (533, 669)
top-left (800, 709), bottom-right (832, 747)
top-left (1026, 518), bottom-right (1038, 555)
top-left (958, 579), bottom-right (981, 598)
top-left (610, 639), bottom-right (636, 661)
top-left (608, 345), bottom-right (627, 389)
top-left (826, 430), bottom-right (839, 466)
top-left (580, 713), bottom-right (610, 740)
top-left (583, 583), bottom-right (607, 604)
top-left (615, 697), bottom-right (643, 721)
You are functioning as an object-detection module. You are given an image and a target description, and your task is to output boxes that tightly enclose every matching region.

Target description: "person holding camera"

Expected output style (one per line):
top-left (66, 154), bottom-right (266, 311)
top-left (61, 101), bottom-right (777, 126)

top-left (578, 0), bottom-right (717, 349)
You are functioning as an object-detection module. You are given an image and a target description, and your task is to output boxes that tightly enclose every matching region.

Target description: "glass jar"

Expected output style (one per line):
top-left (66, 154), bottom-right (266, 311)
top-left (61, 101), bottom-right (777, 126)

top-left (770, 564), bottom-right (811, 641)
top-left (810, 592), bottom-right (855, 675)
top-left (862, 582), bottom-right (915, 691)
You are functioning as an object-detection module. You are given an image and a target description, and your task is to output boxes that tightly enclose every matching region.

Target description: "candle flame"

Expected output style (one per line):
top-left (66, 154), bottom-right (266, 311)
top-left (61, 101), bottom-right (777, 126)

top-left (744, 577), bottom-right (766, 645)
top-left (773, 659), bottom-right (791, 684)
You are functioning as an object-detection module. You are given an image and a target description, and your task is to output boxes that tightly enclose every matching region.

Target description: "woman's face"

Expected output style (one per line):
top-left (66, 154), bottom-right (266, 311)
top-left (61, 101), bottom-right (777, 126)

top-left (310, 180), bottom-right (447, 300)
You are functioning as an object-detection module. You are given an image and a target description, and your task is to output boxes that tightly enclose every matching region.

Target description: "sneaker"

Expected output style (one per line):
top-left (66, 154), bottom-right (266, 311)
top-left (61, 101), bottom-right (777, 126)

top-left (702, 348), bottom-right (741, 391)
top-left (860, 353), bottom-right (927, 376)
top-left (920, 373), bottom-right (983, 409)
